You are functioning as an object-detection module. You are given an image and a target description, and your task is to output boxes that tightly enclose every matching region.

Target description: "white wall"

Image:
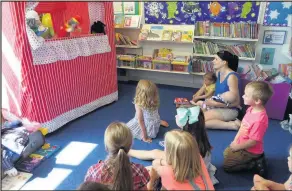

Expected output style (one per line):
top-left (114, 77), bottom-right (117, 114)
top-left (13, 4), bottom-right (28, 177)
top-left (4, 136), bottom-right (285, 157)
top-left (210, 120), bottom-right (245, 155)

top-left (256, 25), bottom-right (292, 70)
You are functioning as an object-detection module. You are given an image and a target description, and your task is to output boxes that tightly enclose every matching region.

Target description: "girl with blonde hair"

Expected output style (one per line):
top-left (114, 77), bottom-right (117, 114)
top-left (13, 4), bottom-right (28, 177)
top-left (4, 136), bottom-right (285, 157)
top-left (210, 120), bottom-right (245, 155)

top-left (147, 129), bottom-right (214, 190)
top-left (84, 122), bottom-right (150, 190)
top-left (127, 80), bottom-right (168, 143)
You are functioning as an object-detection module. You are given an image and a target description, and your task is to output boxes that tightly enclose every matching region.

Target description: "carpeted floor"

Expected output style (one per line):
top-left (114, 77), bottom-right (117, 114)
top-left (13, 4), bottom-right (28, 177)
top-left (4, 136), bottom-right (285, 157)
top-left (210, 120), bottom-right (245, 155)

top-left (22, 81), bottom-right (291, 190)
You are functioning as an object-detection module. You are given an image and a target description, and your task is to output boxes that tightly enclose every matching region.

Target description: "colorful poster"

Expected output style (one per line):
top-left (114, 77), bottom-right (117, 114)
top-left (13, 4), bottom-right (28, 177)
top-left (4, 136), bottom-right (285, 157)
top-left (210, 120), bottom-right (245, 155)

top-left (263, 2), bottom-right (292, 26)
top-left (113, 2), bottom-right (123, 14)
top-left (123, 2), bottom-right (136, 14)
top-left (144, 1), bottom-right (260, 25)
top-left (260, 48), bottom-right (275, 65)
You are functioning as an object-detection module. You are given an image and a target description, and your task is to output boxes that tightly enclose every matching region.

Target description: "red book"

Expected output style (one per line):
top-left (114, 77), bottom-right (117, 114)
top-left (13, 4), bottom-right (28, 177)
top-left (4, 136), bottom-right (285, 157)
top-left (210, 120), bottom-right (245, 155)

top-left (174, 98), bottom-right (189, 105)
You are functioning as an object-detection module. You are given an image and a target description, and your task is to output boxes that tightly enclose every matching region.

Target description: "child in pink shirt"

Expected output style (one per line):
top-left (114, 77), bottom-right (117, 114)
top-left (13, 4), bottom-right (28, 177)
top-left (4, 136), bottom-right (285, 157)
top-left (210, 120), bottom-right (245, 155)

top-left (223, 81), bottom-right (273, 176)
top-left (147, 130), bottom-right (215, 190)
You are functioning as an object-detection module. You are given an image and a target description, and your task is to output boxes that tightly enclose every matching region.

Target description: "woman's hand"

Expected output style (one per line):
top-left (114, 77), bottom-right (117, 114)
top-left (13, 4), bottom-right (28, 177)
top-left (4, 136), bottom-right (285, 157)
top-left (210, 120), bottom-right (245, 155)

top-left (205, 99), bottom-right (218, 107)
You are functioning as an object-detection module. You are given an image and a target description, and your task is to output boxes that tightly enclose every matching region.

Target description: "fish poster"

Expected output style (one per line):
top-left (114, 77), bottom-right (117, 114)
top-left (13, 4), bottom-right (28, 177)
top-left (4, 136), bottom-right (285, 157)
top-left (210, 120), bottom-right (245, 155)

top-left (260, 48), bottom-right (275, 65)
top-left (144, 1), bottom-right (260, 25)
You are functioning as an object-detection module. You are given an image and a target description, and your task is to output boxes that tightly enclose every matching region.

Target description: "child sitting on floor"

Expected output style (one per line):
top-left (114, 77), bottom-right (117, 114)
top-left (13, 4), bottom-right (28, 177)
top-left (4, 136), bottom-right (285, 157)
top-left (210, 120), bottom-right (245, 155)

top-left (223, 81), bottom-right (274, 176)
top-left (128, 106), bottom-right (219, 185)
top-left (77, 181), bottom-right (110, 190)
top-left (191, 72), bottom-right (216, 105)
top-left (147, 130), bottom-right (215, 190)
top-left (251, 145), bottom-right (292, 190)
top-left (127, 80), bottom-right (169, 143)
top-left (84, 122), bottom-right (150, 190)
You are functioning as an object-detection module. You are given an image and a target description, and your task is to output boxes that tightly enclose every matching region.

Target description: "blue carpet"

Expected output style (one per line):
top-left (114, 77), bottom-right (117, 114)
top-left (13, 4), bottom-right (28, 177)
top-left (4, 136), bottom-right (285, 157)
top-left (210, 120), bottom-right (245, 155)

top-left (29, 81), bottom-right (291, 190)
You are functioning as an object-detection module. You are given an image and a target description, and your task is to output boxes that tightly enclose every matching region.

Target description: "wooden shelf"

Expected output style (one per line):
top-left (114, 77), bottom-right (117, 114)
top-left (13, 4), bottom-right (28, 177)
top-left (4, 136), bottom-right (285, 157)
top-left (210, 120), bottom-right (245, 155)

top-left (115, 27), bottom-right (141, 30)
top-left (139, 40), bottom-right (193, 44)
top-left (193, 53), bottom-right (256, 61)
top-left (117, 66), bottom-right (204, 75)
top-left (116, 45), bottom-right (141, 49)
top-left (193, 36), bottom-right (259, 42)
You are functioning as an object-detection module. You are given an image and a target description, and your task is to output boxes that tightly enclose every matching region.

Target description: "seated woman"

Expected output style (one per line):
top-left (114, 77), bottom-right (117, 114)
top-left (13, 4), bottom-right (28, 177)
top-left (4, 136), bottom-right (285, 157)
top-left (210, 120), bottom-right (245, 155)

top-left (204, 50), bottom-right (242, 130)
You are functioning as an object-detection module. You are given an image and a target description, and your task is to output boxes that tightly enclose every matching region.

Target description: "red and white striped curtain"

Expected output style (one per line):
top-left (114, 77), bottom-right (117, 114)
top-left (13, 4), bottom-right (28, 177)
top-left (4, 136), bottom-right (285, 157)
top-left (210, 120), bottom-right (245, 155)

top-left (2, 2), bottom-right (118, 132)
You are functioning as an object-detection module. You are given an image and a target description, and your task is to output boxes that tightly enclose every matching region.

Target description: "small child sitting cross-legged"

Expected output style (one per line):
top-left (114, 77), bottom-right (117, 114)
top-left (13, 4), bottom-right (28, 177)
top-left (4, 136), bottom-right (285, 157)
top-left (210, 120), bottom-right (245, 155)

top-left (223, 81), bottom-right (274, 176)
top-left (191, 72), bottom-right (216, 105)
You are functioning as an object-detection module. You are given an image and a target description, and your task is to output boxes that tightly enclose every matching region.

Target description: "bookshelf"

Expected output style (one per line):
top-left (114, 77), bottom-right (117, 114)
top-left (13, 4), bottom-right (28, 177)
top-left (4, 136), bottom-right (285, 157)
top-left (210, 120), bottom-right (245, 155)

top-left (116, 45), bottom-right (142, 49)
top-left (139, 40), bottom-right (194, 44)
top-left (117, 66), bottom-right (205, 75)
top-left (193, 53), bottom-right (256, 61)
top-left (193, 36), bottom-right (259, 42)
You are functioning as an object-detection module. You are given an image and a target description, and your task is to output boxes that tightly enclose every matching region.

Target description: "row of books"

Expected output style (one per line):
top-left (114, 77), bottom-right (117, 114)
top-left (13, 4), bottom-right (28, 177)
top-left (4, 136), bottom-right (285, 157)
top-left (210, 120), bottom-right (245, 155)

top-left (194, 21), bottom-right (259, 39)
top-left (114, 15), bottom-right (141, 28)
top-left (238, 64), bottom-right (282, 81)
top-left (193, 40), bottom-right (255, 58)
top-left (115, 33), bottom-right (137, 46)
top-left (139, 27), bottom-right (193, 42)
top-left (191, 58), bottom-right (214, 73)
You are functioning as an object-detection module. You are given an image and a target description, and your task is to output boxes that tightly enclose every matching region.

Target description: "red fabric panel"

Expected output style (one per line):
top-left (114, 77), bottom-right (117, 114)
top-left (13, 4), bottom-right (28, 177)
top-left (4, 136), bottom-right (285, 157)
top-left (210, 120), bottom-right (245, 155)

top-left (35, 2), bottom-right (66, 13)
top-left (35, 2), bottom-right (90, 35)
top-left (2, 2), bottom-right (117, 124)
top-left (64, 2), bottom-right (90, 34)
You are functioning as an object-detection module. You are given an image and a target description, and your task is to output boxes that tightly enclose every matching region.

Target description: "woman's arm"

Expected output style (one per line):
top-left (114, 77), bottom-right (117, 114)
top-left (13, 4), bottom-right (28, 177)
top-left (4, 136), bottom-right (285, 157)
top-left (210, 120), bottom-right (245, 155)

top-left (227, 74), bottom-right (240, 106)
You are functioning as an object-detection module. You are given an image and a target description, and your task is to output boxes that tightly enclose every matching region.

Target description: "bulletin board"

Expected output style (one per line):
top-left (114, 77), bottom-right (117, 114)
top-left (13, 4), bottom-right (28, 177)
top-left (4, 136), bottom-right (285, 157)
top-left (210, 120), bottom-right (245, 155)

top-left (144, 1), bottom-right (260, 25)
top-left (263, 2), bottom-right (292, 27)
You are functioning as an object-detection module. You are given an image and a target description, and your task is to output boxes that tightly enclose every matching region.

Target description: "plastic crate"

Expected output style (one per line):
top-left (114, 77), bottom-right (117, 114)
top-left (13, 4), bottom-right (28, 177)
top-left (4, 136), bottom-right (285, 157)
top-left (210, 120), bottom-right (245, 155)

top-left (171, 56), bottom-right (189, 72)
top-left (153, 60), bottom-right (171, 71)
top-left (118, 56), bottom-right (136, 68)
top-left (136, 56), bottom-right (153, 69)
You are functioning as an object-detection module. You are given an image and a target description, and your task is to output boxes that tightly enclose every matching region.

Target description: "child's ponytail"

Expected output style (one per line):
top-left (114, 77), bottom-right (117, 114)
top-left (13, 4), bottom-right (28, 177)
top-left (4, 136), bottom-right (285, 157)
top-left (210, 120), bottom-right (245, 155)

top-left (104, 122), bottom-right (134, 190)
top-left (112, 148), bottom-right (133, 190)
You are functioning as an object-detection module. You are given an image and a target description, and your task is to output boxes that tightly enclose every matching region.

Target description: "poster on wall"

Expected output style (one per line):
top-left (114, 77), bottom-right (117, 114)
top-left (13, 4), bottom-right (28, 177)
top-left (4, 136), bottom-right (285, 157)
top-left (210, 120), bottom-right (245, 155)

top-left (263, 2), bottom-right (292, 26)
top-left (114, 2), bottom-right (140, 15)
top-left (113, 2), bottom-right (123, 14)
top-left (260, 48), bottom-right (275, 65)
top-left (123, 2), bottom-right (136, 14)
top-left (263, 30), bottom-right (287, 45)
top-left (144, 1), bottom-right (260, 25)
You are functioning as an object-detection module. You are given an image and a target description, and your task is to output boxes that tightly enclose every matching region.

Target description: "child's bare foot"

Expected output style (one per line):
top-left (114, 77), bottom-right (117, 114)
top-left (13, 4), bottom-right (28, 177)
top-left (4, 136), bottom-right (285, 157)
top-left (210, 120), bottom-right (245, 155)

top-left (190, 100), bottom-right (196, 105)
top-left (230, 119), bottom-right (241, 130)
top-left (161, 120), bottom-right (169, 127)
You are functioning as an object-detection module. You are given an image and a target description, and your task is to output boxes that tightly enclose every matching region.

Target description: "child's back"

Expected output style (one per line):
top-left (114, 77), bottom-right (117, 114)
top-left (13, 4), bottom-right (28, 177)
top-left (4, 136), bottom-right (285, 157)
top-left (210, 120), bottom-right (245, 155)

top-left (127, 107), bottom-right (160, 140)
top-left (126, 80), bottom-right (168, 143)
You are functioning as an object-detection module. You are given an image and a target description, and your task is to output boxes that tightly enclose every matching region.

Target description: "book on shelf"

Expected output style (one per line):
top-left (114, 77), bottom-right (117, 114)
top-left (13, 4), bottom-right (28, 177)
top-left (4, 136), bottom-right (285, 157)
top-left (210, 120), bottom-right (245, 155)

top-left (147, 26), bottom-right (164, 41)
top-left (195, 21), bottom-right (259, 39)
top-left (181, 31), bottom-right (193, 42)
top-left (193, 40), bottom-right (255, 59)
top-left (1, 172), bottom-right (33, 190)
top-left (191, 58), bottom-right (214, 73)
top-left (139, 29), bottom-right (149, 41)
top-left (115, 33), bottom-right (136, 46)
top-left (162, 30), bottom-right (173, 41)
top-left (114, 15), bottom-right (124, 28)
top-left (124, 15), bottom-right (141, 28)
top-left (172, 30), bottom-right (182, 42)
